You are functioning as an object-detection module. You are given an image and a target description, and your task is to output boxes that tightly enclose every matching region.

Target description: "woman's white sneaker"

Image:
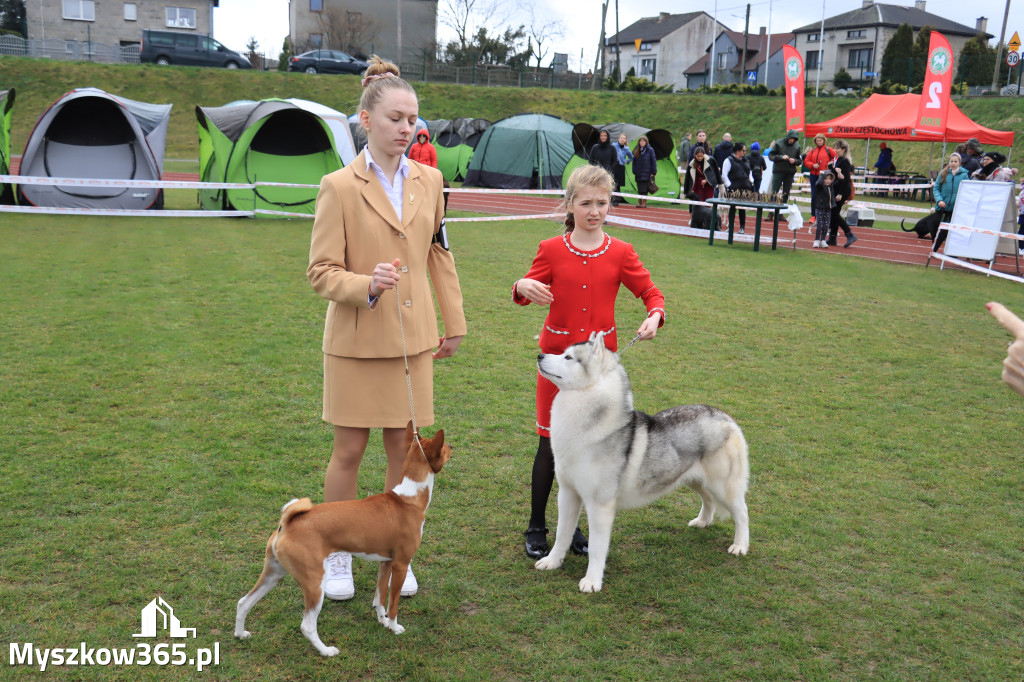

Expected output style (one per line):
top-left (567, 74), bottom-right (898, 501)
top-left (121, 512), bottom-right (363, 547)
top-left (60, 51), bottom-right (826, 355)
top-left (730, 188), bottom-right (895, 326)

top-left (324, 551), bottom-right (354, 600)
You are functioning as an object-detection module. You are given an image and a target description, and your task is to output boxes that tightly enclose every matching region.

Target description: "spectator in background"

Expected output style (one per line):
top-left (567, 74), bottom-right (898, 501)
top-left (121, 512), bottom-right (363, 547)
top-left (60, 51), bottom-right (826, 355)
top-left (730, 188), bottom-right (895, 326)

top-left (803, 134), bottom-right (836, 228)
top-left (748, 141), bottom-right (766, 192)
top-left (408, 127), bottom-right (437, 168)
top-left (588, 129), bottom-right (618, 177)
top-left (960, 138), bottom-right (985, 175)
top-left (826, 139), bottom-right (858, 248)
top-left (632, 135), bottom-right (658, 208)
top-left (1017, 178), bottom-right (1024, 255)
top-left (873, 142), bottom-right (895, 176)
top-left (930, 152), bottom-right (969, 250)
top-left (688, 129), bottom-right (711, 161)
top-left (768, 129), bottom-right (802, 204)
top-left (683, 146), bottom-right (718, 230)
top-left (971, 151), bottom-right (1018, 182)
top-left (676, 132), bottom-right (692, 168)
top-left (611, 132), bottom-right (633, 206)
top-left (712, 133), bottom-right (734, 173)
top-left (721, 141), bottom-right (754, 234)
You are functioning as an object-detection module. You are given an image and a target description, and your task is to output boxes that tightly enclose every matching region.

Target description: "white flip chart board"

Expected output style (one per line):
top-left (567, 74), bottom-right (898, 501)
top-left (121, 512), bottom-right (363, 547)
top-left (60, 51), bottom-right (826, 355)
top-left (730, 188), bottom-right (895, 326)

top-left (943, 180), bottom-right (1016, 261)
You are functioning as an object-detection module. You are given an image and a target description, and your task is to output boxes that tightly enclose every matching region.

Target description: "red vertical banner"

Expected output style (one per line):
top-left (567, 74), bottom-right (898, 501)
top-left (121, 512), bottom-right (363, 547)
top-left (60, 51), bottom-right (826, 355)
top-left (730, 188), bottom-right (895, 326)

top-left (782, 45), bottom-right (805, 132)
top-left (916, 31), bottom-right (954, 136)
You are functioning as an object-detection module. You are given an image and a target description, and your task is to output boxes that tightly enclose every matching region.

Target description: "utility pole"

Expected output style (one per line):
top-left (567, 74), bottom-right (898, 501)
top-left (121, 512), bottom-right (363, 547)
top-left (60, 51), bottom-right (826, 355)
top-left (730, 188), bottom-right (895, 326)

top-left (740, 4), bottom-right (750, 85)
top-left (764, 0), bottom-right (773, 86)
top-left (592, 1), bottom-right (607, 89)
top-left (396, 0), bottom-right (402, 66)
top-left (991, 0), bottom-right (1011, 90)
top-left (815, 0), bottom-right (825, 96)
top-left (615, 0), bottom-right (620, 82)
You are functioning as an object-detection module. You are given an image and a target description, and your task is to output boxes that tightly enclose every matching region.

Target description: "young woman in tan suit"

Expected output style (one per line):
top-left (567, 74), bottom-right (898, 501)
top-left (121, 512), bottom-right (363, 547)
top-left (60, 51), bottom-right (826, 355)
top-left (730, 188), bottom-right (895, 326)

top-left (307, 56), bottom-right (467, 600)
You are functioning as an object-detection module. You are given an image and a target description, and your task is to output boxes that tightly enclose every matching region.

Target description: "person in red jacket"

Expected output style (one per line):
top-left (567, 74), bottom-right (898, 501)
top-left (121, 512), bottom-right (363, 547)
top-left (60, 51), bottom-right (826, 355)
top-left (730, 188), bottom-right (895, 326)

top-left (408, 126), bottom-right (437, 168)
top-left (512, 164), bottom-right (666, 560)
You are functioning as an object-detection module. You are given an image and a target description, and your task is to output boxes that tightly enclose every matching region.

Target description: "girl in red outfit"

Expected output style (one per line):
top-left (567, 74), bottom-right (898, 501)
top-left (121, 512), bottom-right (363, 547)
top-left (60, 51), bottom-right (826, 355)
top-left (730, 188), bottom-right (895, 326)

top-left (408, 127), bottom-right (437, 168)
top-left (512, 164), bottom-right (665, 559)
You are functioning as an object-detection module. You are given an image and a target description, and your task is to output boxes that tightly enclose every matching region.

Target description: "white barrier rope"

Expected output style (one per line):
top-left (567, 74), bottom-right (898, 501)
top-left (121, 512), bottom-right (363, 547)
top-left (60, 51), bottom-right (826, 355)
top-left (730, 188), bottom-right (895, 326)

top-left (928, 251), bottom-right (1024, 284)
top-left (0, 204), bottom-right (253, 217)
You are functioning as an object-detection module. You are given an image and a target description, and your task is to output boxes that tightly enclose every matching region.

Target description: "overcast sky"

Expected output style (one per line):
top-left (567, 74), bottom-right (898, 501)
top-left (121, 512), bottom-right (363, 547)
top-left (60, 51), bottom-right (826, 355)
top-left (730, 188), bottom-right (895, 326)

top-left (213, 0), bottom-right (1015, 67)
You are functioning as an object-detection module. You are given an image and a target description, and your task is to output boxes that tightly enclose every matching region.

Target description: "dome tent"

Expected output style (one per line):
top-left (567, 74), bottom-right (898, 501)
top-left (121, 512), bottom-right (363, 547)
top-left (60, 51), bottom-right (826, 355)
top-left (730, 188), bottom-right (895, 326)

top-left (196, 99), bottom-right (355, 217)
top-left (428, 117), bottom-right (491, 182)
top-left (17, 87), bottom-right (171, 209)
top-left (0, 88), bottom-right (14, 204)
top-left (464, 113), bottom-right (575, 190)
top-left (562, 122), bottom-right (680, 203)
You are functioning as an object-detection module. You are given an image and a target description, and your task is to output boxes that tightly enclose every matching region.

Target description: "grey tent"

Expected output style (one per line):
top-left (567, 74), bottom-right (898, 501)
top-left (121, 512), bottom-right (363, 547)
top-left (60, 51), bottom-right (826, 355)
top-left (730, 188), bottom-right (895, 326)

top-left (17, 88), bottom-right (171, 209)
top-left (563, 122), bottom-right (680, 202)
top-left (464, 113), bottom-right (574, 190)
top-left (428, 117), bottom-right (490, 182)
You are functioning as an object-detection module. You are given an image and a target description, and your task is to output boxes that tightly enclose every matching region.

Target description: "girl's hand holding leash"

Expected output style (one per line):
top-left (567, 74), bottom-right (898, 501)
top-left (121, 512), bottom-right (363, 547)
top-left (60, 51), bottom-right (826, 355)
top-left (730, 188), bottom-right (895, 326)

top-left (987, 302), bottom-right (1024, 397)
top-left (516, 278), bottom-right (554, 306)
top-left (636, 312), bottom-right (662, 340)
top-left (433, 335), bottom-right (463, 360)
top-left (370, 258), bottom-right (402, 296)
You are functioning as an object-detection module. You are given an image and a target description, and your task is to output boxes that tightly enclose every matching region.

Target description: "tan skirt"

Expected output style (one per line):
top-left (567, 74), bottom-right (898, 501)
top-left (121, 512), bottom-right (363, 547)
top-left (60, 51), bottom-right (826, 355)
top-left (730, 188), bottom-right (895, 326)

top-left (322, 351), bottom-right (434, 428)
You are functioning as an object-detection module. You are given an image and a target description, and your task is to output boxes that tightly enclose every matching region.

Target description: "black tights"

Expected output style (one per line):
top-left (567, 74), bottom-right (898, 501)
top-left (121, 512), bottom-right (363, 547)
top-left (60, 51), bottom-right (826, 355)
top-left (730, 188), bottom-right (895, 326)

top-left (528, 436), bottom-right (555, 530)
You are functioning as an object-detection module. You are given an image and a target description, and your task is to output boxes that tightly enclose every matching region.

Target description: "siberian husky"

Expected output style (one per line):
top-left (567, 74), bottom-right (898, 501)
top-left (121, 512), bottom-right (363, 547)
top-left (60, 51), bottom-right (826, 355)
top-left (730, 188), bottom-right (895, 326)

top-left (534, 332), bottom-right (750, 592)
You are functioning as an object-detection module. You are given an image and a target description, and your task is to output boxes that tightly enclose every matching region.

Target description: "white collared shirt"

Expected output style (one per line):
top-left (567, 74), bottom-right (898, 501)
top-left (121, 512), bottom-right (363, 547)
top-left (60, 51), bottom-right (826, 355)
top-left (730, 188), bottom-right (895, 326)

top-left (364, 145), bottom-right (411, 223)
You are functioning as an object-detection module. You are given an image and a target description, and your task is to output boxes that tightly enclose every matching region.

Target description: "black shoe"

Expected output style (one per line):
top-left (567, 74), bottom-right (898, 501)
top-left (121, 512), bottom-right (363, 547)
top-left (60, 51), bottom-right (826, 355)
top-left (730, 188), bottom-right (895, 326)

top-left (524, 527), bottom-right (549, 559)
top-left (844, 234), bottom-right (858, 248)
top-left (826, 238), bottom-right (837, 247)
top-left (570, 527), bottom-right (588, 556)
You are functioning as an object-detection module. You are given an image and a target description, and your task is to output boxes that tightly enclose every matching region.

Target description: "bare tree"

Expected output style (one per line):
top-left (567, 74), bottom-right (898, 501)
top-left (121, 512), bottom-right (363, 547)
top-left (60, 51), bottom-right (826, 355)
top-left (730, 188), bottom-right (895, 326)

top-left (523, 1), bottom-right (565, 69)
top-left (439, 0), bottom-right (514, 51)
top-left (315, 6), bottom-right (382, 55)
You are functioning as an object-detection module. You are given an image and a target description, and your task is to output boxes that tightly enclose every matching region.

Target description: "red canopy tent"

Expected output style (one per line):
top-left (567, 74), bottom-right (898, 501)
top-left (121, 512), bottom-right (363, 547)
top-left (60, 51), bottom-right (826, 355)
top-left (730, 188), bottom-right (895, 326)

top-left (806, 93), bottom-right (1014, 146)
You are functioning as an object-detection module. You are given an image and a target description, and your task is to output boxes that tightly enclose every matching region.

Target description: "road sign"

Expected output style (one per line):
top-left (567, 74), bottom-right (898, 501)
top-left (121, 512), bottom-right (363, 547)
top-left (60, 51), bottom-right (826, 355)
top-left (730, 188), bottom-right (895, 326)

top-left (747, 71), bottom-right (757, 82)
top-left (1007, 51), bottom-right (1020, 67)
top-left (1008, 31), bottom-right (1021, 52)
top-left (864, 71), bottom-right (877, 77)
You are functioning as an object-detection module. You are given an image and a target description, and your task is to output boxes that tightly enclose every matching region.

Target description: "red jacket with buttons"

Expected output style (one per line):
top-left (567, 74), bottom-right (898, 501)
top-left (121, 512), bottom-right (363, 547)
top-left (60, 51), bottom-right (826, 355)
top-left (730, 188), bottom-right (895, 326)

top-left (512, 232), bottom-right (665, 434)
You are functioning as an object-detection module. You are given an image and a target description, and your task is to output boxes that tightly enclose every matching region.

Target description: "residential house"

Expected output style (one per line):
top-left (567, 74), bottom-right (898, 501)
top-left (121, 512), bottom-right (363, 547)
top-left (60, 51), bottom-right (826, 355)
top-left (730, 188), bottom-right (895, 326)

top-left (26, 1), bottom-right (218, 48)
top-left (791, 1), bottom-right (990, 88)
top-left (290, 0), bottom-right (437, 63)
top-left (603, 12), bottom-right (729, 90)
top-left (684, 29), bottom-right (795, 90)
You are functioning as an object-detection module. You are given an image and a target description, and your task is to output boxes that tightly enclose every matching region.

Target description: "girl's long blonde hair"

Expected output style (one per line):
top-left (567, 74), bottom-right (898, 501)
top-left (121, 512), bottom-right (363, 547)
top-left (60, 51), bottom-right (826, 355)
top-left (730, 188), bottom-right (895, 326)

top-left (560, 164), bottom-right (614, 234)
top-left (937, 152), bottom-right (962, 184)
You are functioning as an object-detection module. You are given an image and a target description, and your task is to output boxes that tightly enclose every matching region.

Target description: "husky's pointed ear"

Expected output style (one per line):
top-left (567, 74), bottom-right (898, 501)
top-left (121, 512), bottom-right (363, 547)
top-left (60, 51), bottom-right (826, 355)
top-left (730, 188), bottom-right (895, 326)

top-left (588, 331), bottom-right (599, 344)
top-left (593, 330), bottom-right (608, 347)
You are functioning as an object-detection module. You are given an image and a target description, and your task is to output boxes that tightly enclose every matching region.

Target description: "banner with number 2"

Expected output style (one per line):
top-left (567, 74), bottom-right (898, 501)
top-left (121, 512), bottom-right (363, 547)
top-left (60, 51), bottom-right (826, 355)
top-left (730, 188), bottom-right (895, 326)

top-left (782, 45), bottom-right (805, 132)
top-left (915, 31), bottom-right (953, 137)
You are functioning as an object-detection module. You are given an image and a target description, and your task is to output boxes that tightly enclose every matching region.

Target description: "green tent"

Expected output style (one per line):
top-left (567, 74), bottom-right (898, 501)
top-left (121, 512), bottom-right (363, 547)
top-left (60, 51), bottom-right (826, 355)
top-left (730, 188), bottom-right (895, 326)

top-left (562, 122), bottom-right (680, 204)
top-left (196, 98), bottom-right (355, 217)
top-left (0, 88), bottom-right (15, 204)
top-left (464, 113), bottom-right (574, 190)
top-left (428, 117), bottom-right (490, 182)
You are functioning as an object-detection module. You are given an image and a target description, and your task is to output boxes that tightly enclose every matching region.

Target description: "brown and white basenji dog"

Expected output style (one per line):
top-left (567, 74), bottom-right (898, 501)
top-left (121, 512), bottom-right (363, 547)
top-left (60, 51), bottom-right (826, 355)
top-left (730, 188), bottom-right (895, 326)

top-left (234, 423), bottom-right (451, 656)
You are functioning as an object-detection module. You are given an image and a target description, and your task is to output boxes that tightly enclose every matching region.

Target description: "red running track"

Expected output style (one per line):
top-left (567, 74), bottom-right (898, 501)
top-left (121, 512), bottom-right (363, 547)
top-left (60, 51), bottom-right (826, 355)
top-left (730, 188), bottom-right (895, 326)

top-left (446, 190), bottom-right (1023, 276)
top-left (6, 156), bottom-right (1018, 277)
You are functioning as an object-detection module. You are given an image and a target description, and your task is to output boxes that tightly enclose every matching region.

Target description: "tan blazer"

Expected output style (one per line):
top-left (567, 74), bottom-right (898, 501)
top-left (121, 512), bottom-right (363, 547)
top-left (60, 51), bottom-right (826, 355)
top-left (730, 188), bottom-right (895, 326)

top-left (307, 151), bottom-right (466, 358)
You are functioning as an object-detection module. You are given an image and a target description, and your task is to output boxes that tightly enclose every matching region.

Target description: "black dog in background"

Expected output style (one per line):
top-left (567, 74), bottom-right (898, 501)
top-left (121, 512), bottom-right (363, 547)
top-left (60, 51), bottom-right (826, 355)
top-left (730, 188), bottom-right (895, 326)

top-left (902, 210), bottom-right (948, 248)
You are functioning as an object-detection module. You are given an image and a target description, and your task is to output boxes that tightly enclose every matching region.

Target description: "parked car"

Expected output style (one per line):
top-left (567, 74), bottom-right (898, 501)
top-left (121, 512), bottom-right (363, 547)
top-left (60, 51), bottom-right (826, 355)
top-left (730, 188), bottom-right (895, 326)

top-left (141, 30), bottom-right (251, 69)
top-left (289, 50), bottom-right (368, 75)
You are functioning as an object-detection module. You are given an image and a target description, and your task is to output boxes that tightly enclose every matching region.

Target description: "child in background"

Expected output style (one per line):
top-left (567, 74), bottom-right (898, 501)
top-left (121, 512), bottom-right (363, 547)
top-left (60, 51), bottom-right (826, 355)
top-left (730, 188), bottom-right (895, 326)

top-left (1017, 179), bottom-right (1024, 255)
top-left (512, 164), bottom-right (665, 560)
top-left (813, 170), bottom-right (836, 248)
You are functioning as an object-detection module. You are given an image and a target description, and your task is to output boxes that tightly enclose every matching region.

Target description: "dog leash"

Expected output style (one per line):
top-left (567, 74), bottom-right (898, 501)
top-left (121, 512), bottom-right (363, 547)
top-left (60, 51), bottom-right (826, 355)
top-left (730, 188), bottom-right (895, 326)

top-left (617, 331), bottom-right (643, 355)
top-left (394, 281), bottom-right (428, 459)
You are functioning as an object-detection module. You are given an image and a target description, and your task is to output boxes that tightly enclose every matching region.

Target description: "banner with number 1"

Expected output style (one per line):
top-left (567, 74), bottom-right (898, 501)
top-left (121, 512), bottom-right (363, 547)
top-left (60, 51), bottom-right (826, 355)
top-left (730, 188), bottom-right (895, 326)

top-left (915, 31), bottom-right (953, 137)
top-left (782, 45), bottom-right (805, 132)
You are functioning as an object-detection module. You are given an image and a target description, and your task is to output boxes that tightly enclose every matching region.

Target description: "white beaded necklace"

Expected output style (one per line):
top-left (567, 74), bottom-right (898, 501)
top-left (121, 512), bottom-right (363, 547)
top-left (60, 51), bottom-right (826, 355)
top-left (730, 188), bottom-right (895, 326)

top-left (563, 233), bottom-right (611, 258)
